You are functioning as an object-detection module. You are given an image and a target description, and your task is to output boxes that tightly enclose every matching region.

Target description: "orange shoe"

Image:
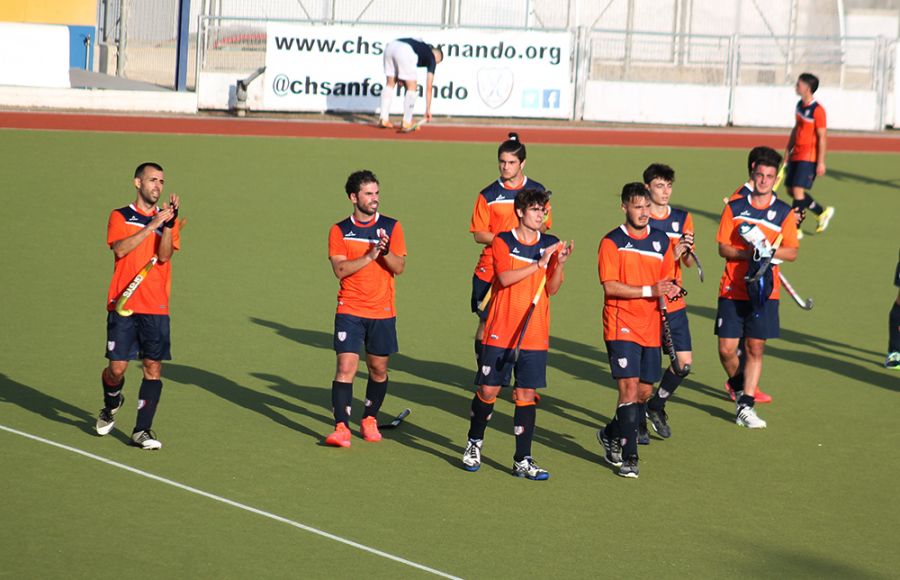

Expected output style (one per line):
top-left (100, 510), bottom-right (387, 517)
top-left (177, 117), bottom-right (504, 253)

top-left (360, 416), bottom-right (382, 442)
top-left (377, 119), bottom-right (394, 129)
top-left (754, 389), bottom-right (773, 404)
top-left (325, 423), bottom-right (351, 447)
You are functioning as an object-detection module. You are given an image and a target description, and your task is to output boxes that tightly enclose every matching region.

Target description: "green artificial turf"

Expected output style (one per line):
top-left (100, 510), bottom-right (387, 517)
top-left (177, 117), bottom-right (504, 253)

top-left (1, 128), bottom-right (898, 578)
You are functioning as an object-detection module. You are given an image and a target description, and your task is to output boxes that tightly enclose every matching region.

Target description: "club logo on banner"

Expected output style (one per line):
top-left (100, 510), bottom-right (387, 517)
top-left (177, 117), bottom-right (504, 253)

top-left (263, 23), bottom-right (572, 118)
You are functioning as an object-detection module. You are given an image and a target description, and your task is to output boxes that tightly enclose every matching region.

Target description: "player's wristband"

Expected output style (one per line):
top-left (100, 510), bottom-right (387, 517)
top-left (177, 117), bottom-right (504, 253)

top-left (642, 286), bottom-right (652, 298)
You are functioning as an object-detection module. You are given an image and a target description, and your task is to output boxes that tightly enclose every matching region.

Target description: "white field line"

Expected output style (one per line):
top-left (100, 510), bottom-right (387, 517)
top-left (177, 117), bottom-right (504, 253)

top-left (0, 424), bottom-right (461, 580)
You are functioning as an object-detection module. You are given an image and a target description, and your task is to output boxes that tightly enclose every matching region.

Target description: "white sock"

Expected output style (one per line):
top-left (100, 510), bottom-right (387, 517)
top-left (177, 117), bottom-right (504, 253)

top-left (403, 89), bottom-right (416, 124)
top-left (379, 88), bottom-right (393, 122)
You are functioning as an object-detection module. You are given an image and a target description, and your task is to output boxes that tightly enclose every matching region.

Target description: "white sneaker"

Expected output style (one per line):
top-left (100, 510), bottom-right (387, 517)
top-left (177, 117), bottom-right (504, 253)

top-left (130, 430), bottom-right (162, 450)
top-left (736, 406), bottom-right (767, 429)
top-left (94, 395), bottom-right (124, 436)
top-left (816, 206), bottom-right (835, 233)
top-left (511, 456), bottom-right (550, 480)
top-left (462, 439), bottom-right (482, 471)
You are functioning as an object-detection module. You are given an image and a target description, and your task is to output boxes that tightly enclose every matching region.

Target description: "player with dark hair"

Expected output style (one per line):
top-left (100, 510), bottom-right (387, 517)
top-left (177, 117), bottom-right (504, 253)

top-left (95, 162), bottom-right (181, 450)
top-left (469, 133), bottom-right (551, 364)
top-left (325, 170), bottom-right (407, 447)
top-left (785, 72), bottom-right (834, 237)
top-left (597, 183), bottom-right (678, 478)
top-left (716, 152), bottom-right (799, 428)
top-left (886, 249), bottom-right (900, 369)
top-left (728, 146), bottom-right (777, 202)
top-left (462, 188), bottom-right (573, 480)
top-left (643, 164), bottom-right (695, 439)
top-left (378, 38), bottom-right (443, 131)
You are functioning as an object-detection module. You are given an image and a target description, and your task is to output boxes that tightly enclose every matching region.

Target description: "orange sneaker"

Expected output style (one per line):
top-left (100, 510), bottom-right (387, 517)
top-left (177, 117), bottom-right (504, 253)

top-left (377, 119), bottom-right (394, 129)
top-left (725, 382), bottom-right (772, 403)
top-left (360, 416), bottom-right (382, 442)
top-left (325, 423), bottom-right (351, 447)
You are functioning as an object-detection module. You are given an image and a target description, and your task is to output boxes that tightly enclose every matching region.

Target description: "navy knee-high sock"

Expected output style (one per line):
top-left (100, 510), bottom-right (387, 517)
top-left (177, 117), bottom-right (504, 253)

top-left (649, 369), bottom-right (685, 411)
top-left (332, 380), bottom-right (352, 427)
top-left (362, 377), bottom-right (388, 419)
top-left (617, 402), bottom-right (640, 459)
top-left (889, 302), bottom-right (900, 353)
top-left (467, 393), bottom-right (495, 441)
top-left (513, 402), bottom-right (536, 461)
top-left (101, 369), bottom-right (124, 410)
top-left (134, 379), bottom-right (162, 432)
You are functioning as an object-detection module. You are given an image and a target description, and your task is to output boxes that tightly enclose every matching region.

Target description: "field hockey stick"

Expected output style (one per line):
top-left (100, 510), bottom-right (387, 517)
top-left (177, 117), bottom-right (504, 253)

top-left (659, 292), bottom-right (690, 377)
top-left (680, 233), bottom-right (703, 282)
top-left (746, 234), bottom-right (783, 284)
top-left (512, 275), bottom-right (547, 362)
top-left (114, 256), bottom-right (158, 317)
top-left (778, 271), bottom-right (814, 310)
top-left (476, 286), bottom-right (493, 314)
top-left (773, 161), bottom-right (787, 193)
top-left (378, 408), bottom-right (411, 430)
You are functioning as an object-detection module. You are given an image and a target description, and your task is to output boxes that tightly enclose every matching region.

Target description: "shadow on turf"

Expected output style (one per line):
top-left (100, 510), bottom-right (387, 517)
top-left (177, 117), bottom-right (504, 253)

top-left (828, 168), bottom-right (900, 191)
top-left (688, 304), bottom-right (896, 393)
top-left (250, 318), bottom-right (611, 465)
top-left (0, 373), bottom-right (132, 443)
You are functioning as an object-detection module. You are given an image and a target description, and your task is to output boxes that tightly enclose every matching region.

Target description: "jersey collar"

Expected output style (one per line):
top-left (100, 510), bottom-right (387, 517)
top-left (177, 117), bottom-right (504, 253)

top-left (350, 212), bottom-right (380, 226)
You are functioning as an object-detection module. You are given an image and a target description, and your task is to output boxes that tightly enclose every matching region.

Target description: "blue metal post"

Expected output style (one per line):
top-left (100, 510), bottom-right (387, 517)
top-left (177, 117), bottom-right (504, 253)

top-left (175, 0), bottom-right (191, 91)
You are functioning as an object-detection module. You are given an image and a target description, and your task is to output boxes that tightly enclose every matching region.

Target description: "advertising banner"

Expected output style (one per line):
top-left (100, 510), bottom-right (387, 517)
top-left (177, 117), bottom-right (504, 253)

top-left (263, 23), bottom-right (573, 118)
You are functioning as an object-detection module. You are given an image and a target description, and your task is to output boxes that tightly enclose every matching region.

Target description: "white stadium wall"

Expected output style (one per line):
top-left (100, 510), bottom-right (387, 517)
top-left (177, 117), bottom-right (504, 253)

top-left (0, 22), bottom-right (70, 88)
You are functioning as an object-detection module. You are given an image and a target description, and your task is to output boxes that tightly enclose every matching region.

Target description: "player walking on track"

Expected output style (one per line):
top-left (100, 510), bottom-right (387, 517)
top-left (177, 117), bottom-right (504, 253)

top-left (95, 162), bottom-right (181, 450)
top-left (597, 183), bottom-right (678, 479)
top-left (462, 189), bottom-right (573, 480)
top-left (644, 164), bottom-right (695, 440)
top-left (469, 133), bottom-right (551, 363)
top-left (785, 72), bottom-right (834, 237)
top-left (378, 38), bottom-right (443, 131)
top-left (716, 150), bottom-right (799, 429)
top-left (325, 170), bottom-right (407, 447)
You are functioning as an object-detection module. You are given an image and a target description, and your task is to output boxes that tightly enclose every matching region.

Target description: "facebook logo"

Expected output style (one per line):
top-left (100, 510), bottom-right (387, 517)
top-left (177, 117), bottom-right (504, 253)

top-left (542, 89), bottom-right (560, 109)
top-left (522, 89), bottom-right (540, 108)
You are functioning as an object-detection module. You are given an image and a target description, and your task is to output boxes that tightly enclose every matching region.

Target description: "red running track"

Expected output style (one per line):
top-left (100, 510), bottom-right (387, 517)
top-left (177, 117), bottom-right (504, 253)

top-left (2, 110), bottom-right (899, 152)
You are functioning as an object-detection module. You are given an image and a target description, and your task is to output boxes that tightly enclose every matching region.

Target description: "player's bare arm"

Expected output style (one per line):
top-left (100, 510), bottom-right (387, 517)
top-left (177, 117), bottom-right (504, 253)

top-left (546, 241), bottom-right (573, 296)
top-left (816, 127), bottom-right (827, 175)
top-left (718, 243), bottom-right (796, 263)
top-left (473, 231), bottom-right (494, 245)
top-left (425, 72), bottom-right (435, 120)
top-left (329, 241), bottom-right (384, 279)
top-left (785, 124), bottom-right (798, 159)
top-left (602, 279), bottom-right (678, 300)
top-left (111, 207), bottom-right (174, 258)
top-left (674, 232), bottom-right (694, 265)
top-left (156, 194), bottom-right (180, 263)
top-left (379, 234), bottom-right (406, 275)
top-left (495, 243), bottom-right (558, 287)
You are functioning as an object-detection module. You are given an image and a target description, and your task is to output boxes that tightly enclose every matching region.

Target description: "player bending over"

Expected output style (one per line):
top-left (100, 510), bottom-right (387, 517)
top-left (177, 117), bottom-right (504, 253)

top-left (716, 150), bottom-right (798, 428)
top-left (95, 162), bottom-right (181, 450)
top-left (644, 163), bottom-right (695, 440)
top-left (597, 183), bottom-right (679, 479)
top-left (785, 72), bottom-right (834, 237)
top-left (325, 170), bottom-right (407, 447)
top-left (378, 38), bottom-right (443, 131)
top-left (462, 189), bottom-right (573, 480)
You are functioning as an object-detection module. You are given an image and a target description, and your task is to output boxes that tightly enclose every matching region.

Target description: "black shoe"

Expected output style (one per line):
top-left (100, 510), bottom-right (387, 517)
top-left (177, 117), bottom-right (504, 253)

top-left (597, 428), bottom-right (623, 467)
top-left (638, 420), bottom-right (650, 445)
top-left (618, 456), bottom-right (639, 479)
top-left (647, 408), bottom-right (671, 439)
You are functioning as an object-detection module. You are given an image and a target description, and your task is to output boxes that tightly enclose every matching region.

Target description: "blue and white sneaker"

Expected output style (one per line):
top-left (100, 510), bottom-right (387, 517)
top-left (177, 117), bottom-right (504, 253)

top-left (462, 439), bottom-right (482, 471)
top-left (885, 352), bottom-right (900, 370)
top-left (512, 456), bottom-right (549, 480)
top-left (597, 428), bottom-right (623, 467)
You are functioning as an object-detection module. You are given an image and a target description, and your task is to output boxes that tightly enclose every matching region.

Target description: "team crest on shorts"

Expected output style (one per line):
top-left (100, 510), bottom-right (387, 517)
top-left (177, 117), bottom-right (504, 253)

top-left (107, 341), bottom-right (115, 352)
top-left (672, 222), bottom-right (680, 232)
top-left (337, 331), bottom-right (347, 342)
top-left (717, 318), bottom-right (723, 327)
top-left (618, 357), bottom-right (628, 369)
top-left (652, 241), bottom-right (662, 252)
top-left (481, 365), bottom-right (491, 376)
top-left (767, 209), bottom-right (777, 221)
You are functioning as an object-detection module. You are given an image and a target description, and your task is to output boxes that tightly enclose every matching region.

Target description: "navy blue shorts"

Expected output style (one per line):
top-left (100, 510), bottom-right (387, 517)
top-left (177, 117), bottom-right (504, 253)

top-left (476, 345), bottom-right (547, 389)
top-left (714, 298), bottom-right (780, 340)
top-left (666, 307), bottom-right (692, 352)
top-left (786, 161), bottom-right (817, 190)
top-left (605, 340), bottom-right (662, 384)
top-left (471, 275), bottom-right (491, 321)
top-left (333, 314), bottom-right (398, 356)
top-left (106, 311), bottom-right (171, 361)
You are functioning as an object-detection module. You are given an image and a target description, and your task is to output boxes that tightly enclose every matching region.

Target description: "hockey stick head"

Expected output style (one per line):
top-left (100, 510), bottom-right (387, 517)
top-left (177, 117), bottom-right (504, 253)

top-left (378, 408), bottom-right (411, 430)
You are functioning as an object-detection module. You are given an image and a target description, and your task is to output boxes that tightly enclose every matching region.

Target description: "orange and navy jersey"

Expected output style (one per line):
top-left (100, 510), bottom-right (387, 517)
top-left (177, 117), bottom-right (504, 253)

top-left (482, 230), bottom-right (560, 351)
top-left (729, 181), bottom-right (753, 202)
top-left (791, 100), bottom-right (826, 162)
top-left (598, 226), bottom-right (675, 347)
top-left (328, 213), bottom-right (407, 319)
top-left (648, 206), bottom-right (693, 313)
top-left (717, 195), bottom-right (799, 300)
top-left (106, 204), bottom-right (181, 315)
top-left (469, 177), bottom-right (551, 282)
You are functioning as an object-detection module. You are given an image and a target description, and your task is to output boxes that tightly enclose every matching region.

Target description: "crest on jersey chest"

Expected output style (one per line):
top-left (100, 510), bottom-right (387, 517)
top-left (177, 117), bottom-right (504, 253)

top-left (652, 240), bottom-right (662, 252)
top-left (767, 209), bottom-right (777, 221)
top-left (672, 221), bottom-right (680, 232)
